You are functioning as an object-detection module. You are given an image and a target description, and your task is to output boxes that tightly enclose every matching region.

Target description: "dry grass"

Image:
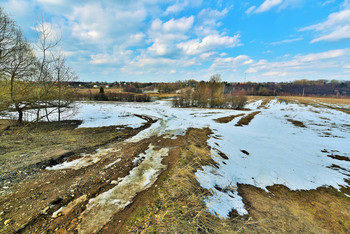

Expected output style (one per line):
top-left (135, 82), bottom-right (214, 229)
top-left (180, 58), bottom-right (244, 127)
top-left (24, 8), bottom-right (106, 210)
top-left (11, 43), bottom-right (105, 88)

top-left (0, 120), bottom-right (138, 175)
top-left (147, 93), bottom-right (180, 98)
top-left (281, 96), bottom-right (350, 114)
top-left (235, 111), bottom-right (261, 126)
top-left (239, 184), bottom-right (350, 233)
top-left (0, 119), bottom-right (12, 132)
top-left (123, 128), bottom-right (253, 233)
top-left (213, 114), bottom-right (245, 123)
top-left (258, 97), bottom-right (274, 109)
top-left (287, 118), bottom-right (306, 128)
top-left (122, 127), bottom-right (350, 233)
top-left (282, 96), bottom-right (350, 105)
top-left (76, 88), bottom-right (123, 95)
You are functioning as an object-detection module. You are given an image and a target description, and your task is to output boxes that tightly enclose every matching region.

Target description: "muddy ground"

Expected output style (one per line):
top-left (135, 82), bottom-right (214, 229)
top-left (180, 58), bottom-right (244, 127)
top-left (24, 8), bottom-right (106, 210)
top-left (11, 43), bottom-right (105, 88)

top-left (1, 102), bottom-right (350, 233)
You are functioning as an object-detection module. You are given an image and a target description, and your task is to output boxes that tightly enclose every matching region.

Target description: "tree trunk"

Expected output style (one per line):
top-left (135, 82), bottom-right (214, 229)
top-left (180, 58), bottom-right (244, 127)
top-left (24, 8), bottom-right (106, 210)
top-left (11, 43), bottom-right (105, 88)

top-left (15, 104), bottom-right (23, 124)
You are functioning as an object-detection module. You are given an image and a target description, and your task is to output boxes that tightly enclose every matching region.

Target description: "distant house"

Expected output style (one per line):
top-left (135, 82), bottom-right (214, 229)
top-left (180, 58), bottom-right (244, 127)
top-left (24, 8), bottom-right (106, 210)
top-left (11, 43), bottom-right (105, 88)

top-left (93, 85), bottom-right (98, 88)
top-left (105, 85), bottom-right (109, 88)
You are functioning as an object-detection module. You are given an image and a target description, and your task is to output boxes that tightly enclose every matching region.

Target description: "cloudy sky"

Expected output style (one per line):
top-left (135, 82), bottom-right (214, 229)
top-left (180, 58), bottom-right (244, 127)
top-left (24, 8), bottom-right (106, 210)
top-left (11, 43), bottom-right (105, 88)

top-left (1, 0), bottom-right (350, 82)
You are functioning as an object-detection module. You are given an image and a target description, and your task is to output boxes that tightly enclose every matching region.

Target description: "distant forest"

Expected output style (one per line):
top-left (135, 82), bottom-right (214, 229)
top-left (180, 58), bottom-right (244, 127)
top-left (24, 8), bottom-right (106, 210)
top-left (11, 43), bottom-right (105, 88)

top-left (68, 79), bottom-right (350, 97)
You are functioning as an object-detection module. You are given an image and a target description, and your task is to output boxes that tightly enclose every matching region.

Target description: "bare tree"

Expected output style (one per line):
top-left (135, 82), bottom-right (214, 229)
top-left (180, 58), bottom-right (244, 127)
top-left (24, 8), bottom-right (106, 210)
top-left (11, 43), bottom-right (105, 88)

top-left (34, 16), bottom-right (61, 121)
top-left (0, 7), bottom-right (16, 66)
top-left (0, 9), bottom-right (38, 123)
top-left (0, 8), bottom-right (77, 123)
top-left (51, 53), bottom-right (77, 121)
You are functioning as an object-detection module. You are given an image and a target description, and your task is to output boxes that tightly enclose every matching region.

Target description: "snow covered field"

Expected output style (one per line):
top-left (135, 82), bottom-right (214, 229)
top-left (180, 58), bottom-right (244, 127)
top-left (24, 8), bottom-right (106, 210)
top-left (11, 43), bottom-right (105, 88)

top-left (41, 99), bottom-right (350, 218)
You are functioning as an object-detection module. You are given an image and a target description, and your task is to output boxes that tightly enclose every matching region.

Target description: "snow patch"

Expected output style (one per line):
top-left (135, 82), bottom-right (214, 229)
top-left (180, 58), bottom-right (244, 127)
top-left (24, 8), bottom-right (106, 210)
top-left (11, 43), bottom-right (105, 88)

top-left (47, 148), bottom-right (120, 170)
top-left (77, 144), bottom-right (169, 234)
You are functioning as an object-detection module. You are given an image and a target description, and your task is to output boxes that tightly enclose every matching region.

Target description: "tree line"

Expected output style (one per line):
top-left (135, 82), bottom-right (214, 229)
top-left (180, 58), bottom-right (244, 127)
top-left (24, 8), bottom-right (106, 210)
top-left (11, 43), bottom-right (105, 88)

top-left (0, 8), bottom-right (77, 123)
top-left (173, 74), bottom-right (247, 109)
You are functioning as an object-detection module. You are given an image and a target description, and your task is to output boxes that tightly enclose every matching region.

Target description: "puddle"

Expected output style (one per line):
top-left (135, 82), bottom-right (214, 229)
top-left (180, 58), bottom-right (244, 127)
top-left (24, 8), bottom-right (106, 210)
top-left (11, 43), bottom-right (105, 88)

top-left (77, 144), bottom-right (169, 234)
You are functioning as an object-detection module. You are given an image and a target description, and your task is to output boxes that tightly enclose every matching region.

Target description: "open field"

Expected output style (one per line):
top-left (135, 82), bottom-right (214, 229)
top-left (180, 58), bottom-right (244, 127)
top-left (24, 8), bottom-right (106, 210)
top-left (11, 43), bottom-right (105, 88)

top-left (281, 96), bottom-right (350, 105)
top-left (76, 88), bottom-right (124, 95)
top-left (1, 97), bottom-right (350, 233)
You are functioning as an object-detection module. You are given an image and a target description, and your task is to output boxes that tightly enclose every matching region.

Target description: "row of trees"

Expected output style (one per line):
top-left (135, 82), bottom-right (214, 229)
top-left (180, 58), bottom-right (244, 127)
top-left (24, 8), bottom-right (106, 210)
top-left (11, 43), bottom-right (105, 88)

top-left (173, 74), bottom-right (247, 109)
top-left (0, 8), bottom-right (76, 123)
top-left (224, 80), bottom-right (350, 97)
top-left (92, 87), bottom-right (150, 102)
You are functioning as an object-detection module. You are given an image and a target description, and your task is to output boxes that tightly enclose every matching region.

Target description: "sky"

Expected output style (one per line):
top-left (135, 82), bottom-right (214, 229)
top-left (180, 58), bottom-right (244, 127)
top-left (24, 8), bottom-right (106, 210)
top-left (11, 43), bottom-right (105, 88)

top-left (1, 0), bottom-right (350, 82)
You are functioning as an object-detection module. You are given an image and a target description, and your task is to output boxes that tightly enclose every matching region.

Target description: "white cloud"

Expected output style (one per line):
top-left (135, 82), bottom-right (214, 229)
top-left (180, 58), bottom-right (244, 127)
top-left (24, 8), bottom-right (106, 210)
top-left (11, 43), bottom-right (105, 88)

top-left (165, 4), bottom-right (186, 15)
top-left (295, 49), bottom-right (347, 62)
top-left (245, 6), bottom-right (256, 15)
top-left (2, 0), bottom-right (32, 17)
top-left (262, 71), bottom-right (288, 76)
top-left (200, 52), bottom-right (215, 59)
top-left (90, 48), bottom-right (133, 65)
top-left (162, 16), bottom-right (194, 32)
top-left (147, 39), bottom-right (169, 56)
top-left (322, 0), bottom-right (336, 6)
top-left (247, 0), bottom-right (302, 14)
top-left (270, 37), bottom-right (303, 45)
top-left (255, 0), bottom-right (283, 13)
top-left (36, 0), bottom-right (64, 5)
top-left (210, 55), bottom-right (253, 70)
top-left (195, 8), bottom-right (229, 36)
top-left (178, 34), bottom-right (240, 55)
top-left (278, 0), bottom-right (303, 10)
top-left (301, 8), bottom-right (350, 42)
top-left (147, 16), bottom-right (194, 57)
top-left (246, 67), bottom-right (258, 73)
top-left (245, 49), bottom-right (349, 80)
top-left (169, 69), bottom-right (177, 74)
top-left (68, 3), bottom-right (147, 45)
top-left (310, 25), bottom-right (350, 43)
top-left (164, 0), bottom-right (202, 15)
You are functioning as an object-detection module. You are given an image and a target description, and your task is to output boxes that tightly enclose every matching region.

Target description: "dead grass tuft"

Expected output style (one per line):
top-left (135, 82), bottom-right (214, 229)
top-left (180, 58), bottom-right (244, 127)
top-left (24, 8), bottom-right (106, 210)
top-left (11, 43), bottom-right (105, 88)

top-left (235, 111), bottom-right (261, 126)
top-left (213, 113), bottom-right (245, 123)
top-left (287, 119), bottom-right (306, 128)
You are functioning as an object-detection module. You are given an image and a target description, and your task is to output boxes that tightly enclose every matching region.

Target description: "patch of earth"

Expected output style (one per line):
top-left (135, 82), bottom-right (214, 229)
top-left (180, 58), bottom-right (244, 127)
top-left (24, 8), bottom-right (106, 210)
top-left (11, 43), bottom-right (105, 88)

top-left (213, 114), bottom-right (245, 123)
top-left (235, 111), bottom-right (261, 127)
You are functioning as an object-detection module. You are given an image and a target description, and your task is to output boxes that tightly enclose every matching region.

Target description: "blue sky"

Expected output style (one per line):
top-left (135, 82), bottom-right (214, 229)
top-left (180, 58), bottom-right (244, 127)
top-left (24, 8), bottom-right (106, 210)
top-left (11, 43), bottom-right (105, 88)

top-left (1, 0), bottom-right (350, 82)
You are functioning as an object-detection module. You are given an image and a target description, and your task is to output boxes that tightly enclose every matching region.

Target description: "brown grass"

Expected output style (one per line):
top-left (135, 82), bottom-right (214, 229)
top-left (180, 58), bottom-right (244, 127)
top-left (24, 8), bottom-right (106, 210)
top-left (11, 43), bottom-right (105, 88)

top-left (235, 111), bottom-right (261, 126)
top-left (258, 97), bottom-right (274, 109)
top-left (121, 128), bottom-right (252, 233)
top-left (76, 88), bottom-right (123, 95)
top-left (213, 113), bottom-right (245, 123)
top-left (147, 93), bottom-right (180, 98)
top-left (282, 96), bottom-right (350, 105)
top-left (281, 96), bottom-right (350, 114)
top-left (287, 118), bottom-right (306, 128)
top-left (239, 184), bottom-right (350, 233)
top-left (120, 127), bottom-right (350, 233)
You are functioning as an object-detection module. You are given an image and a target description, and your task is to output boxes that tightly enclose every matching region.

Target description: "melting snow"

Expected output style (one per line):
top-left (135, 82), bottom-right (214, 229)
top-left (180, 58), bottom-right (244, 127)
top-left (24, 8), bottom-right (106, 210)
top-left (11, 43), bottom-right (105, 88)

top-left (41, 99), bottom-right (350, 218)
top-left (46, 148), bottom-right (120, 170)
top-left (77, 144), bottom-right (169, 234)
top-left (95, 99), bottom-right (350, 218)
